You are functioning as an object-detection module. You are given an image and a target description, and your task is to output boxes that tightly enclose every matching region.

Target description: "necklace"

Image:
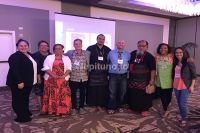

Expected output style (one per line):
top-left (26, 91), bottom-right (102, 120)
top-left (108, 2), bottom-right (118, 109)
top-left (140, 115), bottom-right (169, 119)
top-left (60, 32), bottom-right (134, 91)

top-left (134, 52), bottom-right (146, 63)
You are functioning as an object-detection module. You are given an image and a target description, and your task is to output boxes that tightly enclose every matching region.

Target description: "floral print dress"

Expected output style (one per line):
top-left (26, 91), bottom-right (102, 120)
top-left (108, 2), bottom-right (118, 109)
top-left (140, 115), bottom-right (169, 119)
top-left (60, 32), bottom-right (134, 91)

top-left (42, 59), bottom-right (71, 115)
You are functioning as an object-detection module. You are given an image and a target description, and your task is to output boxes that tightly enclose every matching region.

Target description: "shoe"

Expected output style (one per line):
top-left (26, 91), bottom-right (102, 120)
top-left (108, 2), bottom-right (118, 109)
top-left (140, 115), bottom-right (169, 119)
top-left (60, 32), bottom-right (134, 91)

top-left (28, 111), bottom-right (33, 118)
top-left (14, 117), bottom-right (32, 123)
top-left (163, 111), bottom-right (170, 118)
top-left (107, 110), bottom-right (115, 114)
top-left (176, 115), bottom-right (182, 122)
top-left (71, 109), bottom-right (78, 116)
top-left (180, 120), bottom-right (187, 128)
top-left (79, 108), bottom-right (87, 115)
top-left (28, 111), bottom-right (33, 116)
top-left (95, 107), bottom-right (104, 112)
top-left (60, 114), bottom-right (68, 118)
top-left (39, 112), bottom-right (48, 115)
top-left (141, 111), bottom-right (150, 117)
top-left (118, 108), bottom-right (124, 113)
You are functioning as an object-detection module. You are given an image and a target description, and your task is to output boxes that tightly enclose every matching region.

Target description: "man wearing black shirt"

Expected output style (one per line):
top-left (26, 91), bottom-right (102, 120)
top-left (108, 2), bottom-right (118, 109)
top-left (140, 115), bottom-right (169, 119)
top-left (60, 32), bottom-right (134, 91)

top-left (33, 40), bottom-right (51, 110)
top-left (86, 34), bottom-right (111, 111)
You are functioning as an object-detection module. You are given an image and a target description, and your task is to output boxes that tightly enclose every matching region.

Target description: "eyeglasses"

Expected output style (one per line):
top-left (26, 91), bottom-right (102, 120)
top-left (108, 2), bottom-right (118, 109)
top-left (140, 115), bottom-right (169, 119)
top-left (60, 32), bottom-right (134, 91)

top-left (175, 52), bottom-right (183, 54)
top-left (160, 47), bottom-right (168, 49)
top-left (138, 45), bottom-right (147, 47)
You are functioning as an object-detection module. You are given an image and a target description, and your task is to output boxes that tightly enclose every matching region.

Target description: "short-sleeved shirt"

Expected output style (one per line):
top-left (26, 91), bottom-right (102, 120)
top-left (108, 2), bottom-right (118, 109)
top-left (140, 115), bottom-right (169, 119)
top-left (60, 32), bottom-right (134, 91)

top-left (128, 50), bottom-right (156, 90)
top-left (87, 44), bottom-right (111, 73)
top-left (32, 51), bottom-right (51, 77)
top-left (87, 44), bottom-right (111, 86)
top-left (70, 50), bottom-right (88, 82)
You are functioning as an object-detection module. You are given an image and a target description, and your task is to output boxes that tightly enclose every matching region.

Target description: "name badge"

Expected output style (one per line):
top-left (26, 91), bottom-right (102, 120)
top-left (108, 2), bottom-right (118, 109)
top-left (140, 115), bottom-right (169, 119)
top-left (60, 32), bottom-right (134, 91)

top-left (74, 60), bottom-right (80, 66)
top-left (118, 59), bottom-right (123, 64)
top-left (175, 73), bottom-right (181, 78)
top-left (98, 56), bottom-right (104, 61)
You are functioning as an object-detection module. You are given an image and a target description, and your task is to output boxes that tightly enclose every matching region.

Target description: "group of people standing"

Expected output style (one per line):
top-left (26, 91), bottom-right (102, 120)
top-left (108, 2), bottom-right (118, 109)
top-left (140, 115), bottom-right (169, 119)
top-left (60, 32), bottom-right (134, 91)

top-left (6, 34), bottom-right (196, 128)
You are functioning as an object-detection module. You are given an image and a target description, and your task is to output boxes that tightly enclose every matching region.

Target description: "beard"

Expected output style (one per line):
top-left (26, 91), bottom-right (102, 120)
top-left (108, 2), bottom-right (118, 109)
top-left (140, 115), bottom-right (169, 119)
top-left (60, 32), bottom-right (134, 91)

top-left (136, 50), bottom-right (145, 55)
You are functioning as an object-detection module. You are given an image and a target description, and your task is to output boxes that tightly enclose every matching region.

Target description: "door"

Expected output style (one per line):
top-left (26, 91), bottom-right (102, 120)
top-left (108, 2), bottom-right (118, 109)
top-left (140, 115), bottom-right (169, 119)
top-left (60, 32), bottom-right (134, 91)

top-left (0, 30), bottom-right (16, 87)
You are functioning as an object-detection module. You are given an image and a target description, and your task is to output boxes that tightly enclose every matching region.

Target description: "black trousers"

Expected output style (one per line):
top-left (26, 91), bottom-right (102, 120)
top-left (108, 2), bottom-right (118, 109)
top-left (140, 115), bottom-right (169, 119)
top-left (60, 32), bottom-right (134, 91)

top-left (11, 85), bottom-right (32, 120)
top-left (69, 80), bottom-right (87, 109)
top-left (158, 87), bottom-right (173, 111)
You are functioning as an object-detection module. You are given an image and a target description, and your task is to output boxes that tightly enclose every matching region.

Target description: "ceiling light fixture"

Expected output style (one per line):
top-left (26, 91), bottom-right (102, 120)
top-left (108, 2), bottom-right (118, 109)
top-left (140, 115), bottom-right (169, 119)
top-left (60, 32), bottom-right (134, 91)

top-left (132, 0), bottom-right (200, 16)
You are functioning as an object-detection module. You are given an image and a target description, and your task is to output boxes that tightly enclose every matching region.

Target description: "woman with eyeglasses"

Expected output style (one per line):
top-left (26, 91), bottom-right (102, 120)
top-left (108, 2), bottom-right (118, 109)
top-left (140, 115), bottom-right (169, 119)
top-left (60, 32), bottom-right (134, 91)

top-left (172, 47), bottom-right (196, 127)
top-left (155, 43), bottom-right (173, 118)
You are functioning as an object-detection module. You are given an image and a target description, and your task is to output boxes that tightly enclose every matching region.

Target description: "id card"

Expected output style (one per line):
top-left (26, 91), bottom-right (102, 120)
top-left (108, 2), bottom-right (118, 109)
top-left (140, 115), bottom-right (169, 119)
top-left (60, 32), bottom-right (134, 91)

top-left (175, 73), bottom-right (181, 78)
top-left (74, 60), bottom-right (80, 66)
top-left (118, 59), bottom-right (123, 64)
top-left (98, 56), bottom-right (104, 61)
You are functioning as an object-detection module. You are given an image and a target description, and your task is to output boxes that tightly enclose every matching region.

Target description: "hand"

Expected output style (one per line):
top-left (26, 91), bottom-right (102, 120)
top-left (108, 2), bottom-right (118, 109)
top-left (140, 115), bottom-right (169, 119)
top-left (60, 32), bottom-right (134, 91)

top-left (18, 82), bottom-right (24, 89)
top-left (149, 80), bottom-right (155, 85)
top-left (51, 73), bottom-right (59, 79)
top-left (58, 75), bottom-right (66, 79)
top-left (37, 78), bottom-right (42, 84)
top-left (189, 86), bottom-right (195, 93)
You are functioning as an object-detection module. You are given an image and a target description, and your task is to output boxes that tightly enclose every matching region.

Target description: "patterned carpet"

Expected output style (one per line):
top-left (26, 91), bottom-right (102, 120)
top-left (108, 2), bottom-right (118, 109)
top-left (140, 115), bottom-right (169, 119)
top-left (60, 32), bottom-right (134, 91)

top-left (0, 80), bottom-right (200, 133)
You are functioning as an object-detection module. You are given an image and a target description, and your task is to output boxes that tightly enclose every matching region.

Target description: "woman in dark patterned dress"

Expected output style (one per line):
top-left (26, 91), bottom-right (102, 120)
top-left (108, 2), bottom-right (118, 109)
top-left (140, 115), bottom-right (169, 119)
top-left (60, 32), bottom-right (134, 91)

top-left (41, 44), bottom-right (72, 116)
top-left (128, 40), bottom-right (156, 117)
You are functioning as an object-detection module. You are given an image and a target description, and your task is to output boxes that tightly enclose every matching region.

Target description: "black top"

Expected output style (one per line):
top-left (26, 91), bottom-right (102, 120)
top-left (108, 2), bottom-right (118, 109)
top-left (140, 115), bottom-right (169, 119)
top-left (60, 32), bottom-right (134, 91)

top-left (87, 44), bottom-right (111, 73)
top-left (32, 51), bottom-right (51, 77)
top-left (6, 51), bottom-right (34, 88)
top-left (128, 50), bottom-right (156, 89)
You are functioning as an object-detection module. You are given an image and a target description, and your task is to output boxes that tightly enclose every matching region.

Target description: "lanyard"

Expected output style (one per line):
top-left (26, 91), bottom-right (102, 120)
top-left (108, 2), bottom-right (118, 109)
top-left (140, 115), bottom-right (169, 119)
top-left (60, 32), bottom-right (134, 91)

top-left (96, 45), bottom-right (104, 57)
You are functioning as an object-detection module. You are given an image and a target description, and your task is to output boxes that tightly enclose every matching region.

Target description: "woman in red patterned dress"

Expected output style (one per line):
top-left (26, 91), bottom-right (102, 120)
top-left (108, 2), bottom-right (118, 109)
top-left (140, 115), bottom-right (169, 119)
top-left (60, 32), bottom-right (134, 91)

top-left (41, 44), bottom-right (72, 117)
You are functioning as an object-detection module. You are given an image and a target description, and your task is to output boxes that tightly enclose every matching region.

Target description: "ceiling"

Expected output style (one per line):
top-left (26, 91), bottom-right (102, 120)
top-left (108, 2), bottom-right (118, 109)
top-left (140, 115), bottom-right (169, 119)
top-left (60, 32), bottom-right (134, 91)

top-left (61, 0), bottom-right (190, 19)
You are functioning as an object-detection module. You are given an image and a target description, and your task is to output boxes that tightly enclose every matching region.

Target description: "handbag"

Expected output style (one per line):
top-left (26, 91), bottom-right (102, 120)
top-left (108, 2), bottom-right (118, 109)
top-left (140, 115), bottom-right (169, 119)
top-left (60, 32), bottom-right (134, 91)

top-left (145, 84), bottom-right (155, 94)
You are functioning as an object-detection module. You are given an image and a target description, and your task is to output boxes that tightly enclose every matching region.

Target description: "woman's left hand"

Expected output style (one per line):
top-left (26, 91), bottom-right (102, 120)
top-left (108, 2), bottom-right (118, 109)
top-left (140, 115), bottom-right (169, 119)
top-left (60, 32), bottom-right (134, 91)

top-left (189, 86), bottom-right (195, 93)
top-left (58, 75), bottom-right (66, 79)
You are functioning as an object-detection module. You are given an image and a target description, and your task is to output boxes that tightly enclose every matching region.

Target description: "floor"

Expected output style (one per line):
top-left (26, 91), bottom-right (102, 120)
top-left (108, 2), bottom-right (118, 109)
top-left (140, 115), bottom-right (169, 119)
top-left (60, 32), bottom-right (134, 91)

top-left (0, 80), bottom-right (200, 133)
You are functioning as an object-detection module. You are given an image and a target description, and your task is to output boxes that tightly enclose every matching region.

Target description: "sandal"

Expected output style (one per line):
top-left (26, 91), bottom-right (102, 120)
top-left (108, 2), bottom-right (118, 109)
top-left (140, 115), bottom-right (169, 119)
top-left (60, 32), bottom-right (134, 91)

top-left (141, 111), bottom-right (150, 117)
top-left (61, 115), bottom-right (68, 118)
top-left (162, 111), bottom-right (170, 118)
top-left (180, 120), bottom-right (187, 128)
top-left (118, 108), bottom-right (124, 113)
top-left (107, 110), bottom-right (115, 114)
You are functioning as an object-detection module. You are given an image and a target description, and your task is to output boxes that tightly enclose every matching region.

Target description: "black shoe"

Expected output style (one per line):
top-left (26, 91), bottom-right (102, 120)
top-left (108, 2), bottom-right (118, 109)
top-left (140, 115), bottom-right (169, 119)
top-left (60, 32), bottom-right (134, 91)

top-left (14, 117), bottom-right (32, 123)
top-left (28, 111), bottom-right (33, 116)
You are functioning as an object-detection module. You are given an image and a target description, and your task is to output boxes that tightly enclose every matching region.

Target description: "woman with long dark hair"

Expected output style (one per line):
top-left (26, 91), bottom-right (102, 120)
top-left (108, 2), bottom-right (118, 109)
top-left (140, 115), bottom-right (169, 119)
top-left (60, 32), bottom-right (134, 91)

top-left (172, 47), bottom-right (196, 127)
top-left (155, 43), bottom-right (173, 117)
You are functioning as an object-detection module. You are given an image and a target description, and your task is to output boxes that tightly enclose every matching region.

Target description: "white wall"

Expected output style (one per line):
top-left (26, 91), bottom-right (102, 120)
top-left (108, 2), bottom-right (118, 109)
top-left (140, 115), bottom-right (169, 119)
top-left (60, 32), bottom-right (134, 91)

top-left (0, 0), bottom-right (62, 46)
top-left (90, 7), bottom-right (170, 44)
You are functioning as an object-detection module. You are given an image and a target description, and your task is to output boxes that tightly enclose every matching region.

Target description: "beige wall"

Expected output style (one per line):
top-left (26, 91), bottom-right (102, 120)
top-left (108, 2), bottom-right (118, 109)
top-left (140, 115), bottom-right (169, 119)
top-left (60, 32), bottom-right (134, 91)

top-left (90, 7), bottom-right (170, 44)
